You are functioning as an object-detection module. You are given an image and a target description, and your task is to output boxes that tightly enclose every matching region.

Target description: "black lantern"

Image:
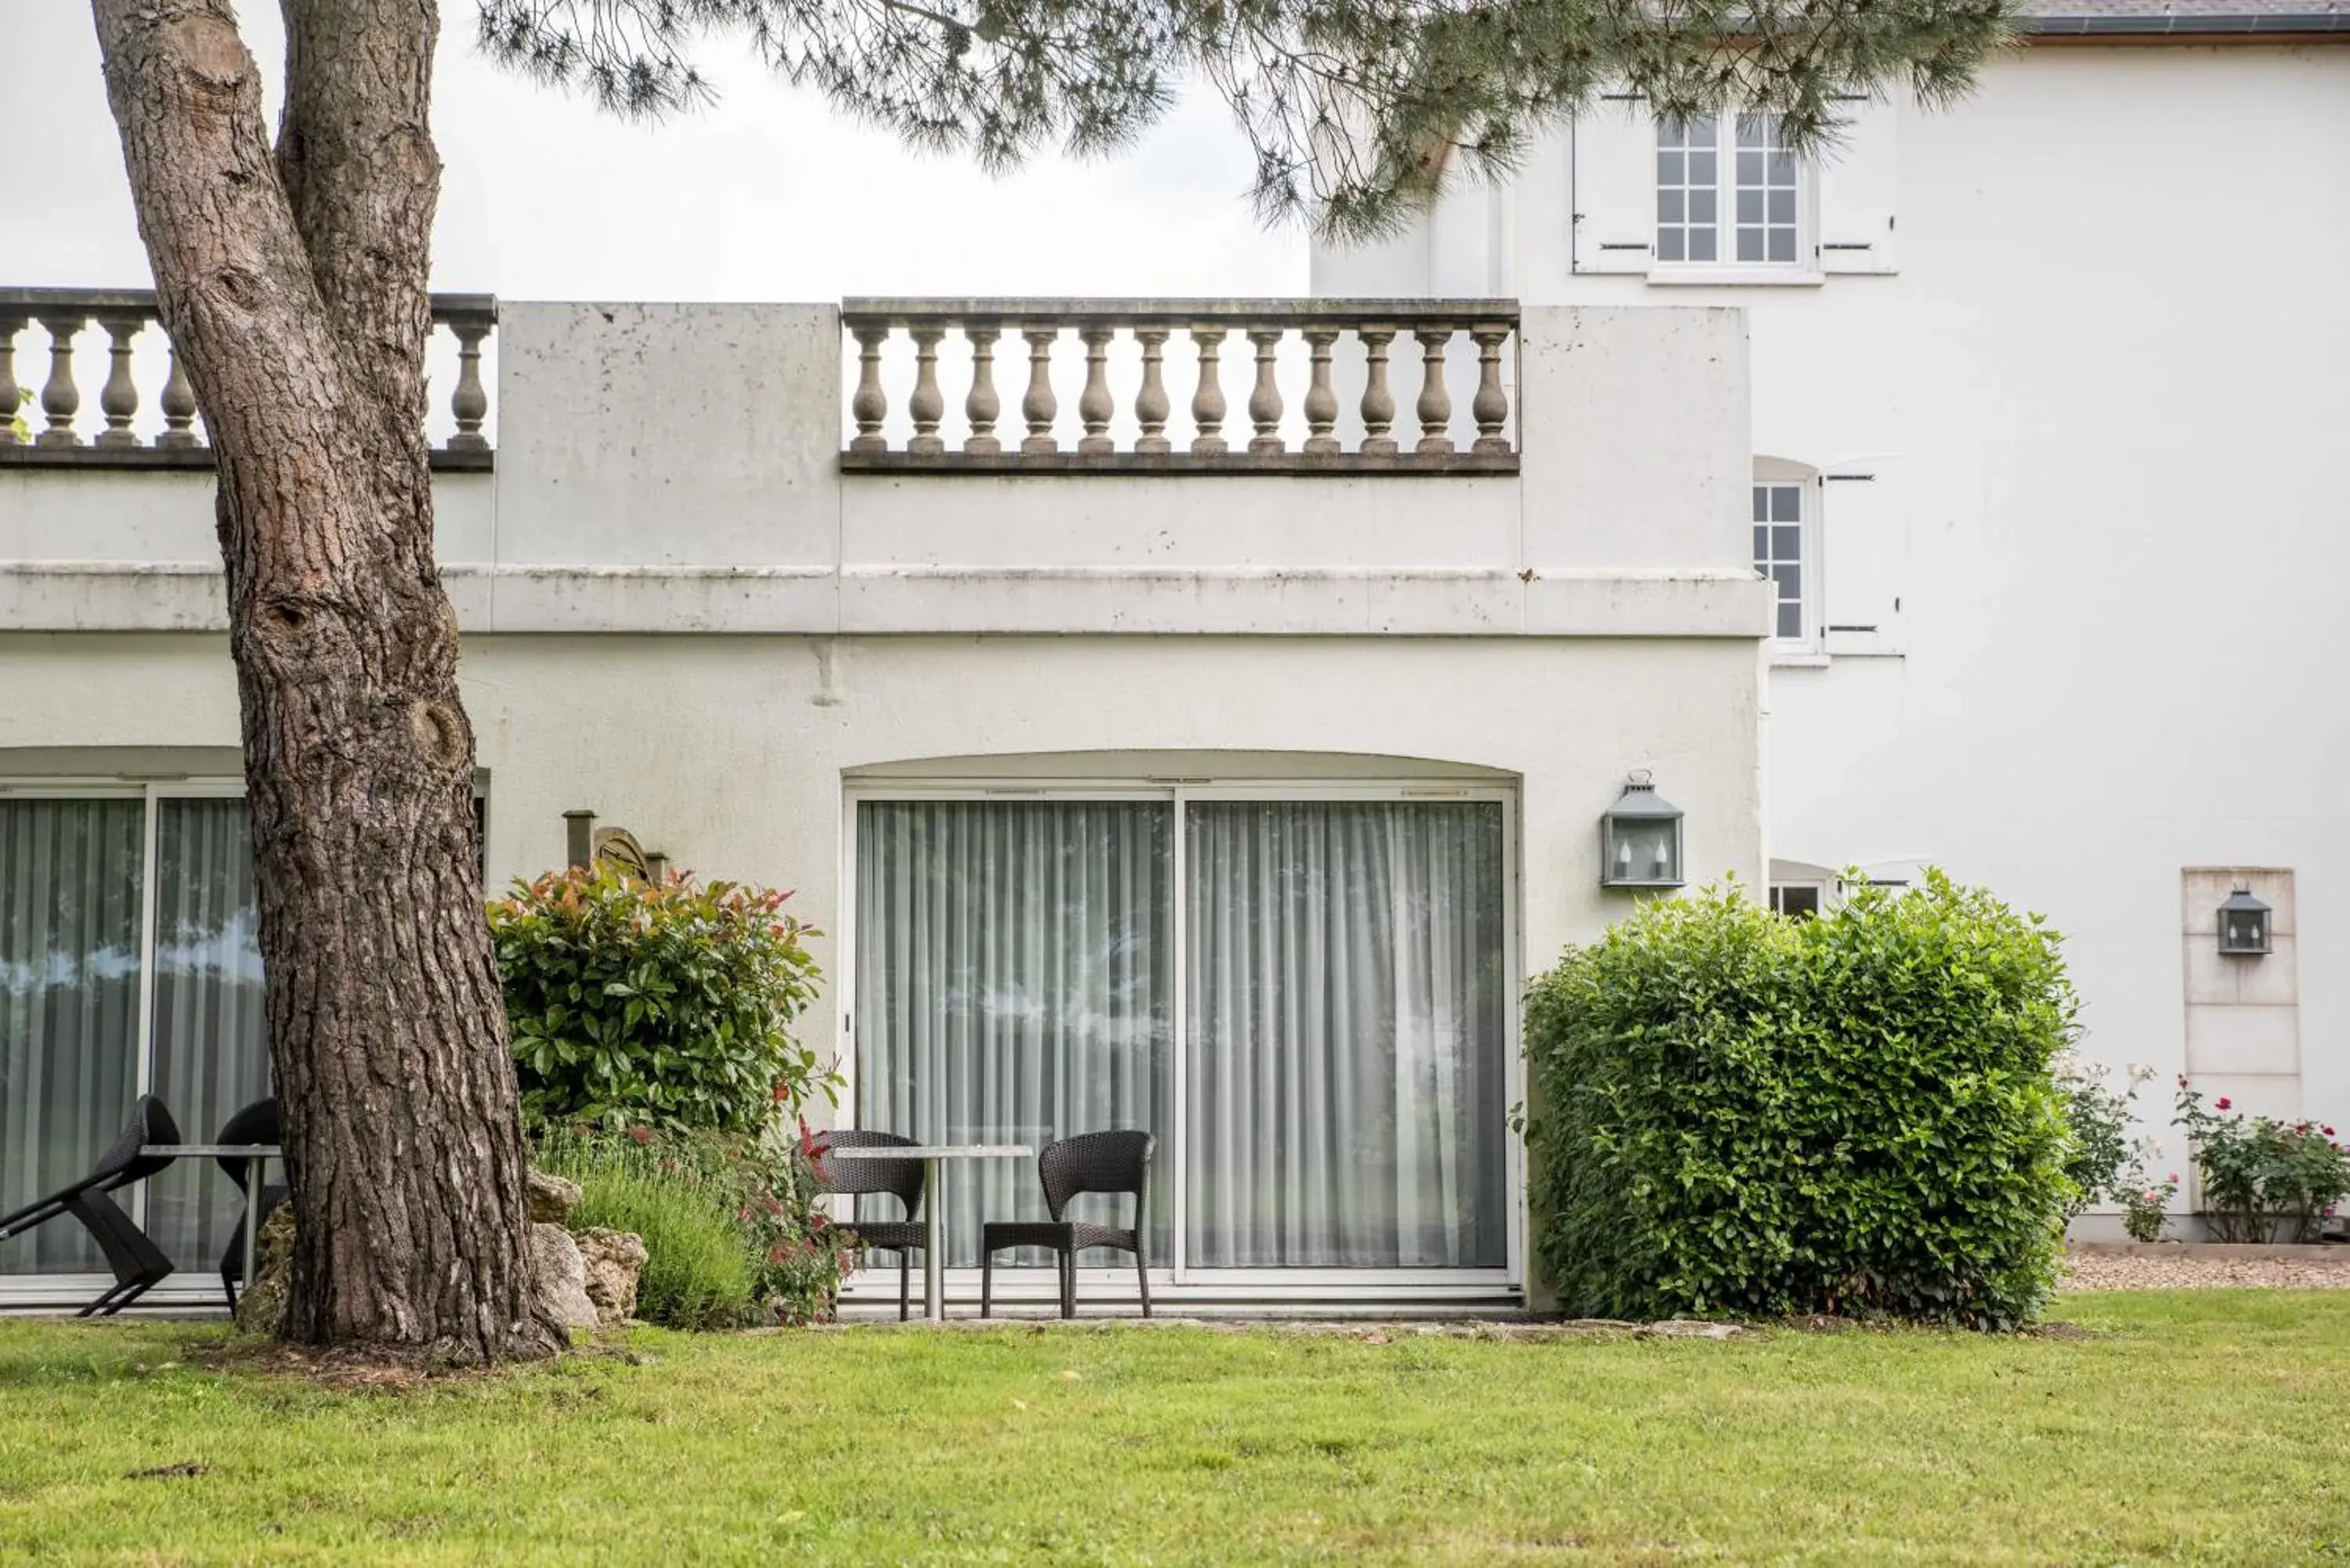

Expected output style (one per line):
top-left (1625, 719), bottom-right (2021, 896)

top-left (2217, 886), bottom-right (2272, 956)
top-left (1600, 770), bottom-right (1684, 888)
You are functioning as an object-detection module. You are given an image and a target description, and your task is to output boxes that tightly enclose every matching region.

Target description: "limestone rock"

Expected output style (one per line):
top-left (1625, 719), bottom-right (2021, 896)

top-left (530, 1221), bottom-right (599, 1335)
top-left (526, 1169), bottom-right (584, 1225)
top-left (576, 1227), bottom-right (649, 1327)
top-left (232, 1203), bottom-right (295, 1337)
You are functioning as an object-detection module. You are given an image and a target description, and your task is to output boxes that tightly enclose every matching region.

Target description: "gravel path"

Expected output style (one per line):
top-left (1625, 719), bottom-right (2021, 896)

top-left (2063, 1249), bottom-right (2350, 1291)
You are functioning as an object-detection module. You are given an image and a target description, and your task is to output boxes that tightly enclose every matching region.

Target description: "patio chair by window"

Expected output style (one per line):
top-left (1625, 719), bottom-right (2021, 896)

top-left (214, 1097), bottom-right (286, 1312)
top-left (819, 1129), bottom-right (928, 1321)
top-left (980, 1131), bottom-right (1154, 1320)
top-left (0, 1094), bottom-right (180, 1316)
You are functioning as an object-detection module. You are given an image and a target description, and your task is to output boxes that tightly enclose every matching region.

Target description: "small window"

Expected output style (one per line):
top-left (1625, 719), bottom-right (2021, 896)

top-left (1752, 480), bottom-right (1809, 644)
top-left (1657, 114), bottom-right (1810, 270)
top-left (1771, 883), bottom-right (1824, 919)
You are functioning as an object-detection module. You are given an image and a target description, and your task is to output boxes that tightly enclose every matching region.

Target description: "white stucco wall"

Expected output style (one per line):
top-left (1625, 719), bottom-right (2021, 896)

top-left (1312, 42), bottom-right (2350, 1133)
top-left (0, 627), bottom-right (1766, 1077)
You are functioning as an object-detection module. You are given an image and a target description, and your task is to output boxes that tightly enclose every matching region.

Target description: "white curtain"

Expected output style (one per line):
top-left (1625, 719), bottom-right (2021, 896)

top-left (143, 799), bottom-right (270, 1271)
top-left (1185, 801), bottom-right (1506, 1268)
top-left (0, 800), bottom-right (146, 1275)
top-left (855, 800), bottom-right (1173, 1266)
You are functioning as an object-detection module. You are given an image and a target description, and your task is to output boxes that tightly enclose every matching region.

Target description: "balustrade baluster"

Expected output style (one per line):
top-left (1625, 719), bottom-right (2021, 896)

top-left (94, 316), bottom-right (143, 447)
top-left (1358, 327), bottom-right (1397, 457)
top-left (848, 324), bottom-right (891, 453)
top-left (157, 347), bottom-right (201, 448)
top-left (1414, 325), bottom-right (1455, 455)
top-left (1301, 326), bottom-right (1340, 454)
top-left (36, 315), bottom-right (88, 448)
top-left (1020, 327), bottom-right (1061, 454)
top-left (906, 324), bottom-right (946, 454)
top-left (964, 324), bottom-right (1002, 455)
top-left (1133, 328), bottom-right (1171, 454)
top-left (1246, 327), bottom-right (1285, 455)
top-left (448, 319), bottom-right (491, 452)
top-left (0, 313), bottom-right (24, 446)
top-left (1470, 323), bottom-right (1513, 453)
top-left (1189, 326), bottom-right (1228, 456)
top-left (1077, 323), bottom-right (1115, 454)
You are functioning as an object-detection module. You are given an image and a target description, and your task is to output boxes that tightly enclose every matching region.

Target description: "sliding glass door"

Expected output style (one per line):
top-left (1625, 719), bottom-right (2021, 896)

top-left (0, 799), bottom-right (146, 1274)
top-left (854, 800), bottom-right (1174, 1266)
top-left (0, 789), bottom-right (269, 1280)
top-left (850, 787), bottom-right (1513, 1281)
top-left (1185, 800), bottom-right (1507, 1270)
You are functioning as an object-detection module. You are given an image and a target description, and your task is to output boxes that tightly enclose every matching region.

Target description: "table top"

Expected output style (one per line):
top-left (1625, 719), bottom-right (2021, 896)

top-left (819, 1143), bottom-right (1033, 1161)
top-left (142, 1144), bottom-right (282, 1157)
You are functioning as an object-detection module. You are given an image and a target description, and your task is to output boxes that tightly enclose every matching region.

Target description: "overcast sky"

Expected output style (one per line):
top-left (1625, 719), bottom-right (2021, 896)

top-left (2, 2), bottom-right (1304, 302)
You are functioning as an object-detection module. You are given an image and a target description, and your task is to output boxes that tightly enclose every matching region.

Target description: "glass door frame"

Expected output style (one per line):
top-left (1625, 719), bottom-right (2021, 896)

top-left (0, 775), bottom-right (248, 1302)
top-left (837, 775), bottom-right (1524, 1299)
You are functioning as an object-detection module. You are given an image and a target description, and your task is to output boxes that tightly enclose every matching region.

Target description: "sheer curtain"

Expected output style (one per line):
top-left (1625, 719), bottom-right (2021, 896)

top-left (855, 800), bottom-right (1173, 1266)
top-left (144, 799), bottom-right (270, 1270)
top-left (0, 800), bottom-right (145, 1275)
top-left (1185, 801), bottom-right (1507, 1269)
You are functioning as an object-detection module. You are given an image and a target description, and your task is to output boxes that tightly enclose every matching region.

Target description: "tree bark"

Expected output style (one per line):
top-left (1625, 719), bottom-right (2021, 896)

top-left (89, 0), bottom-right (554, 1361)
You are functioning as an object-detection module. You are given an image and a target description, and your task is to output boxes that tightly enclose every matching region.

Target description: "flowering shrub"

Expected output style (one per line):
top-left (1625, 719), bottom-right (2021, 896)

top-left (537, 1123), bottom-right (855, 1328)
top-left (2120, 1174), bottom-right (2177, 1243)
top-left (1523, 873), bottom-right (2075, 1329)
top-left (2056, 1056), bottom-right (2160, 1216)
top-left (2176, 1082), bottom-right (2350, 1244)
top-left (490, 866), bottom-right (834, 1135)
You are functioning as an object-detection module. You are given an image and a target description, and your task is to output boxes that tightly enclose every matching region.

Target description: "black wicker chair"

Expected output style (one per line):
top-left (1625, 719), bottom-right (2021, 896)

top-left (0, 1094), bottom-right (181, 1317)
top-left (214, 1097), bottom-right (287, 1312)
top-left (818, 1129), bottom-right (928, 1321)
top-left (979, 1130), bottom-right (1154, 1320)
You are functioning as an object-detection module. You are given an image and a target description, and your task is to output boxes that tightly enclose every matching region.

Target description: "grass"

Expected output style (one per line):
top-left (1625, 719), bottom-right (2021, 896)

top-left (2, 1293), bottom-right (2348, 1564)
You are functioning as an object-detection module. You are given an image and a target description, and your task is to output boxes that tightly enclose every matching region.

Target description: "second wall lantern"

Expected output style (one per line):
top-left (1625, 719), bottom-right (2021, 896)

top-left (1601, 770), bottom-right (1685, 889)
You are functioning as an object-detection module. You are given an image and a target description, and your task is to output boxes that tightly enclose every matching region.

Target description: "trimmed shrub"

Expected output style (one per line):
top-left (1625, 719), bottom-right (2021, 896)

top-left (490, 867), bottom-right (831, 1134)
top-left (1523, 873), bottom-right (2076, 1328)
top-left (535, 1125), bottom-right (854, 1328)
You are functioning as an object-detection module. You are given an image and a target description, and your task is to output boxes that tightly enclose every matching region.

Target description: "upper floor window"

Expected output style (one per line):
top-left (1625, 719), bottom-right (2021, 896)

top-left (1753, 479), bottom-right (1809, 643)
top-left (1658, 116), bottom-right (1806, 268)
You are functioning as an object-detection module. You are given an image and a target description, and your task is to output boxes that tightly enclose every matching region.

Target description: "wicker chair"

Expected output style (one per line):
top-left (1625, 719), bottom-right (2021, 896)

top-left (214, 1097), bottom-right (288, 1312)
top-left (0, 1094), bottom-right (181, 1317)
top-left (979, 1130), bottom-right (1154, 1320)
top-left (818, 1129), bottom-right (928, 1321)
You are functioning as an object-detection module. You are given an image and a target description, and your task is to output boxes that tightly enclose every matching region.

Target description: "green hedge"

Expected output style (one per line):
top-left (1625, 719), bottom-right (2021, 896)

top-left (1523, 873), bottom-right (2076, 1328)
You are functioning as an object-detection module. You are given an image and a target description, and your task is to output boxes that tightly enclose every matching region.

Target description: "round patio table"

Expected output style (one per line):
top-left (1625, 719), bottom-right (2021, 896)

top-left (824, 1143), bottom-right (1032, 1319)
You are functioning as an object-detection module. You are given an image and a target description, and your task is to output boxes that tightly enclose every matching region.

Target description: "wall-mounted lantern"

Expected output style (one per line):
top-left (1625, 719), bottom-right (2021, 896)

top-left (1601, 770), bottom-right (1685, 889)
top-left (2217, 885), bottom-right (2272, 956)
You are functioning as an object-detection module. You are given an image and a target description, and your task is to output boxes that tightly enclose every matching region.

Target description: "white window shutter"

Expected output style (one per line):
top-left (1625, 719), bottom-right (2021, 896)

top-left (1815, 96), bottom-right (1899, 275)
top-left (1571, 95), bottom-right (1654, 274)
top-left (1820, 463), bottom-right (1906, 656)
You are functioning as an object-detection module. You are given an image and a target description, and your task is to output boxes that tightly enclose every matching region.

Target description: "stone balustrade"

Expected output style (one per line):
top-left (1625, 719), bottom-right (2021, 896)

top-left (0, 288), bottom-right (497, 468)
top-left (840, 299), bottom-right (1520, 473)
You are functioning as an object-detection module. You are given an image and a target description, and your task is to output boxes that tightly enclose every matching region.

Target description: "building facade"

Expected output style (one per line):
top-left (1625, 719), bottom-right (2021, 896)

top-left (1313, 7), bottom-right (2350, 1187)
top-left (2, 296), bottom-right (1767, 1308)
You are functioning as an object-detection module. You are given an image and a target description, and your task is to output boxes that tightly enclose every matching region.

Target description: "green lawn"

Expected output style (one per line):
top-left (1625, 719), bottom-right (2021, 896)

top-left (2, 1295), bottom-right (2346, 1565)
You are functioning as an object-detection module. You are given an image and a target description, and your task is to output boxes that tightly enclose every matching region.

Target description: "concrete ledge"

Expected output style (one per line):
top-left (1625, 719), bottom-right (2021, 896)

top-left (2, 562), bottom-right (1773, 639)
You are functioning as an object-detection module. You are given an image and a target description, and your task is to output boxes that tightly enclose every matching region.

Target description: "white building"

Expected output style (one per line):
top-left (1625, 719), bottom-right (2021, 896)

top-left (1315, 2), bottom-right (2350, 1178)
top-left (1, 294), bottom-right (1767, 1310)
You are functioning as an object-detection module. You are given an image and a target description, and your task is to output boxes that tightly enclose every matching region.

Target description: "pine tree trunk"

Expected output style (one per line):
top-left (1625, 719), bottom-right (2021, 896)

top-left (89, 0), bottom-right (554, 1361)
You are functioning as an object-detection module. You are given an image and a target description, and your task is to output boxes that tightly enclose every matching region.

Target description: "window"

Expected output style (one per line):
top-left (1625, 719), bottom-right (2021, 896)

top-left (1658, 114), bottom-right (1806, 268)
top-left (1770, 883), bottom-right (1823, 919)
top-left (1, 789), bottom-right (268, 1280)
top-left (1754, 480), bottom-right (1809, 643)
top-left (850, 789), bottom-right (1512, 1277)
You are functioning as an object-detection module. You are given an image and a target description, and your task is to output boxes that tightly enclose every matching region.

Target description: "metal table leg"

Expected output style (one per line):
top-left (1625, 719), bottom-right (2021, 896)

top-left (241, 1157), bottom-right (264, 1304)
top-left (923, 1156), bottom-right (946, 1320)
